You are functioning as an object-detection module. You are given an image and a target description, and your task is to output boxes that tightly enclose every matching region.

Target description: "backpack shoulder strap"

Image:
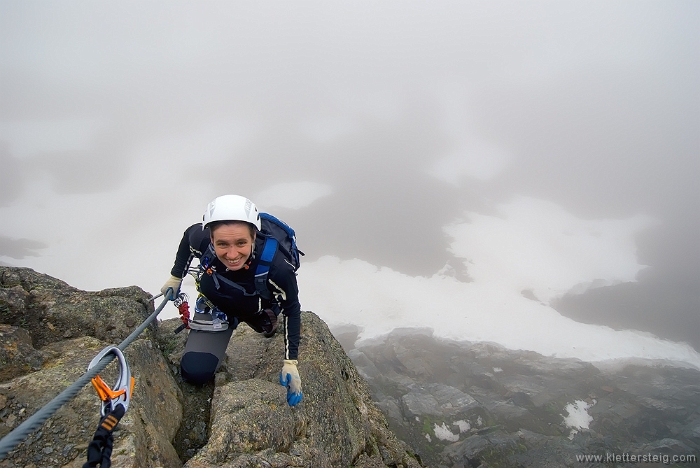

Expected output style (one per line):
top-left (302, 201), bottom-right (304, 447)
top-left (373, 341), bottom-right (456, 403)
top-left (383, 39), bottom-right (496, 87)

top-left (254, 236), bottom-right (278, 300)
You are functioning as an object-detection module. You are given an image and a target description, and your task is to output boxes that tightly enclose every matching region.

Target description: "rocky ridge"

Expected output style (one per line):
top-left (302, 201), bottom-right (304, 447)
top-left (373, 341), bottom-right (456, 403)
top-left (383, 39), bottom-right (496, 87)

top-left (0, 267), bottom-right (421, 468)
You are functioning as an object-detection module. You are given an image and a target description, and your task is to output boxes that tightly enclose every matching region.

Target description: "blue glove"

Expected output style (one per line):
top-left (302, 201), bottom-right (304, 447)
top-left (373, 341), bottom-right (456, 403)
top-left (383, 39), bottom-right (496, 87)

top-left (279, 360), bottom-right (303, 406)
top-left (160, 276), bottom-right (182, 301)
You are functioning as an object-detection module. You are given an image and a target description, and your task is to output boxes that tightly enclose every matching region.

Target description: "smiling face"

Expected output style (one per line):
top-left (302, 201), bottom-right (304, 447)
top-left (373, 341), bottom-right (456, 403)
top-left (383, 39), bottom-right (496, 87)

top-left (210, 222), bottom-right (256, 271)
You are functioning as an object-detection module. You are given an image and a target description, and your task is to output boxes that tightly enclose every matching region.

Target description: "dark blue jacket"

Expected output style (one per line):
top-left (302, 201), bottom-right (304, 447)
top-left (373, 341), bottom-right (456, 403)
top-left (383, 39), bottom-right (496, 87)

top-left (170, 223), bottom-right (301, 360)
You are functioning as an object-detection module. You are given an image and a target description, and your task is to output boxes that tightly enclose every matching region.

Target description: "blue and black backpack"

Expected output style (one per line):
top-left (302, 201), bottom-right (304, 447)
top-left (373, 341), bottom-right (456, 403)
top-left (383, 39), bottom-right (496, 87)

top-left (253, 213), bottom-right (304, 300)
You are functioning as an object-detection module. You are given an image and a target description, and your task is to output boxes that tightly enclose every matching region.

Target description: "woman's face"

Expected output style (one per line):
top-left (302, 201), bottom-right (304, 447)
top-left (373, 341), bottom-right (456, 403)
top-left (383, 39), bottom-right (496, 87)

top-left (210, 223), bottom-right (255, 271)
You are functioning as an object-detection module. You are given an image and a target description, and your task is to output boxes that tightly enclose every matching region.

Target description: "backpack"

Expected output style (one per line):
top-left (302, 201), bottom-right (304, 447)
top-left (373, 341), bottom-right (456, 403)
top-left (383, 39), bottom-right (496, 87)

top-left (198, 213), bottom-right (303, 302)
top-left (254, 213), bottom-right (304, 300)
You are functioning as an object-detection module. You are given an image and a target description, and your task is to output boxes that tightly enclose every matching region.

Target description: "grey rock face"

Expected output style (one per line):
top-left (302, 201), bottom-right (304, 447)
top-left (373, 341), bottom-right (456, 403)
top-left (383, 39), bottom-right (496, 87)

top-left (349, 329), bottom-right (700, 467)
top-left (0, 267), bottom-right (156, 350)
top-left (0, 267), bottom-right (182, 468)
top-left (170, 312), bottom-right (423, 468)
top-left (0, 325), bottom-right (43, 380)
top-left (402, 384), bottom-right (478, 417)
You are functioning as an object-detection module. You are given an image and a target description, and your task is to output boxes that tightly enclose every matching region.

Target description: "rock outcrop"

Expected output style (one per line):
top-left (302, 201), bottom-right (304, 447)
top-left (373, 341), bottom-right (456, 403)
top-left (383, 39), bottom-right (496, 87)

top-left (0, 267), bottom-right (183, 468)
top-left (344, 327), bottom-right (700, 467)
top-left (0, 267), bottom-right (421, 468)
top-left (156, 312), bottom-right (422, 467)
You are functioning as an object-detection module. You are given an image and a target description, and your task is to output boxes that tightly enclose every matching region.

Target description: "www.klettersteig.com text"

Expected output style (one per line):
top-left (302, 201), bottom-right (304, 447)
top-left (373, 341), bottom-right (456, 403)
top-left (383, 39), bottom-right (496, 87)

top-left (576, 452), bottom-right (697, 464)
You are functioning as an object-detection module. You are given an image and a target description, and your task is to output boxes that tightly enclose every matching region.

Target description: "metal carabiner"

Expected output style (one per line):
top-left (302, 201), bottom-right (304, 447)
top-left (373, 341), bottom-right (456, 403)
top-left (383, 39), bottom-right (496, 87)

top-left (87, 346), bottom-right (135, 416)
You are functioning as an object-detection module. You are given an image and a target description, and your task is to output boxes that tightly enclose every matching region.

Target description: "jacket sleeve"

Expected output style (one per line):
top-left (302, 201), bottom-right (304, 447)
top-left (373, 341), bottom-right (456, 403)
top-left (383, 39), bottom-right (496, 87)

top-left (170, 224), bottom-right (207, 278)
top-left (268, 258), bottom-right (301, 361)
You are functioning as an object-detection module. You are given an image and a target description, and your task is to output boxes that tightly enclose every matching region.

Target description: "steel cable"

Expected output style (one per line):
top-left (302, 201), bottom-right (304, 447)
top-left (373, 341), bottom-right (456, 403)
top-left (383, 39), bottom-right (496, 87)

top-left (0, 293), bottom-right (169, 460)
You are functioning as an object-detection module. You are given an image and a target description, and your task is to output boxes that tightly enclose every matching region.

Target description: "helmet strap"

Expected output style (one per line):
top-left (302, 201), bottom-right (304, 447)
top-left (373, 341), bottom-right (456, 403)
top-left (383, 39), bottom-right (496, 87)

top-left (244, 242), bottom-right (255, 269)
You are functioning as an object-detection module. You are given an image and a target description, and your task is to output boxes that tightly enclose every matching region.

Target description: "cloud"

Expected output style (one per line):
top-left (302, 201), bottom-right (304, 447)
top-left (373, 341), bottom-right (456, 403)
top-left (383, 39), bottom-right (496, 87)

top-left (428, 139), bottom-right (512, 183)
top-left (427, 85), bottom-right (512, 184)
top-left (0, 119), bottom-right (102, 157)
top-left (0, 144), bottom-right (23, 206)
top-left (254, 182), bottom-right (333, 210)
top-left (0, 236), bottom-right (47, 259)
top-left (0, 119), bottom-right (129, 195)
top-left (300, 255), bottom-right (700, 368)
top-left (297, 197), bottom-right (699, 367)
top-left (445, 196), bottom-right (655, 303)
top-left (1, 1), bottom-right (697, 363)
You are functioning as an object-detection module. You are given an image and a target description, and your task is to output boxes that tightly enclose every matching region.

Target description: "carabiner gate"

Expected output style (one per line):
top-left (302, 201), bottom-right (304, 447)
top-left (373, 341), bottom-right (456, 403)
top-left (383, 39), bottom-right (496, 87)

top-left (88, 346), bottom-right (135, 416)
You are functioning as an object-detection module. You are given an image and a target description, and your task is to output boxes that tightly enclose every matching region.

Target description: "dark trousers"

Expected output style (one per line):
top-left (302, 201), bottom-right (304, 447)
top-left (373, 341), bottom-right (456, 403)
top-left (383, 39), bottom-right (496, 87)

top-left (180, 308), bottom-right (278, 384)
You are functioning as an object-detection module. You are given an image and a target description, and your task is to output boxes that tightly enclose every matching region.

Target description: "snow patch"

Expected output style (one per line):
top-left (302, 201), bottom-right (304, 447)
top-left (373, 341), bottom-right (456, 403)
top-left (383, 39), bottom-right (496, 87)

top-left (433, 423), bottom-right (459, 442)
top-left (562, 400), bottom-right (595, 439)
top-left (454, 420), bottom-right (471, 433)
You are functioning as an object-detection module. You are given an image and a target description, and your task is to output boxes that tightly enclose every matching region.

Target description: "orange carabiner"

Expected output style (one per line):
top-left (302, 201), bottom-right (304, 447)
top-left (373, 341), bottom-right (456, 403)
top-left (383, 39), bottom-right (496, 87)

top-left (87, 346), bottom-right (135, 416)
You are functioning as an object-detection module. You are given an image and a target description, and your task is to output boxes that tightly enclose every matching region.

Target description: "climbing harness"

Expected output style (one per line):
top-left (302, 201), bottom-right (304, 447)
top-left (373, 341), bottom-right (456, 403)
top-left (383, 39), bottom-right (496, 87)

top-left (88, 346), bottom-right (135, 417)
top-left (0, 293), bottom-right (169, 461)
top-left (83, 346), bottom-right (135, 468)
top-left (173, 291), bottom-right (230, 333)
top-left (189, 310), bottom-right (229, 332)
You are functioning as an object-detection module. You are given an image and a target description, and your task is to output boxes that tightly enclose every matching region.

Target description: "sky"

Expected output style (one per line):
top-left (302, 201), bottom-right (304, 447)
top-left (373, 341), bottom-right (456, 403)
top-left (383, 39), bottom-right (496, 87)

top-left (1, 1), bottom-right (698, 367)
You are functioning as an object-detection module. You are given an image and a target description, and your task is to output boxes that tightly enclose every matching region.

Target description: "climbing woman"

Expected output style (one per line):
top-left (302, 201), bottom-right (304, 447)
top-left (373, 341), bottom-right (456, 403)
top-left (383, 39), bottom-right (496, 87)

top-left (160, 194), bottom-right (303, 406)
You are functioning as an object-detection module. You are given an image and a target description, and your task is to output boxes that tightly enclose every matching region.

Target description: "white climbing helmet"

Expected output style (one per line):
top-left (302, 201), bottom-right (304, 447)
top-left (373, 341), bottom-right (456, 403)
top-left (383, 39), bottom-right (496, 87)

top-left (202, 195), bottom-right (261, 231)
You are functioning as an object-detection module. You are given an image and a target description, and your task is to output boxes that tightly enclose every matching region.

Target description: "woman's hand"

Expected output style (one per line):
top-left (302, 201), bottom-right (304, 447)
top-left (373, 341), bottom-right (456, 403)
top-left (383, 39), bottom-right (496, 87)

top-left (279, 359), bottom-right (303, 406)
top-left (160, 275), bottom-right (182, 300)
